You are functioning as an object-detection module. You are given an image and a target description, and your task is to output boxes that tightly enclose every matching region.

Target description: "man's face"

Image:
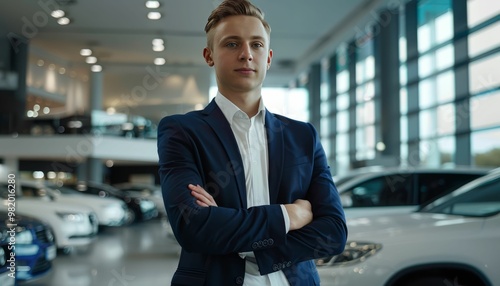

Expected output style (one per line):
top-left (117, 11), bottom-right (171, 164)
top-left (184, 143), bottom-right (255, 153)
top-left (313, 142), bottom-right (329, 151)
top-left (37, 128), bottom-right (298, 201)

top-left (203, 15), bottom-right (272, 95)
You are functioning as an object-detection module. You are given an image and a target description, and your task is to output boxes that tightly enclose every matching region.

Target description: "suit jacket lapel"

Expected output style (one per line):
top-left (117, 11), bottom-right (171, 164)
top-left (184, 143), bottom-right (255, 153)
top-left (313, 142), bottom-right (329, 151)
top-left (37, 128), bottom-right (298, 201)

top-left (202, 100), bottom-right (247, 208)
top-left (265, 110), bottom-right (284, 204)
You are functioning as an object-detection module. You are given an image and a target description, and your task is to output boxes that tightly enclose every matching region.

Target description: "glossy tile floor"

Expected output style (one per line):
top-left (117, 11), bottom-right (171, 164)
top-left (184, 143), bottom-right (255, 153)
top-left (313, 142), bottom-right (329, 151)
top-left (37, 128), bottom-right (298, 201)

top-left (22, 218), bottom-right (180, 286)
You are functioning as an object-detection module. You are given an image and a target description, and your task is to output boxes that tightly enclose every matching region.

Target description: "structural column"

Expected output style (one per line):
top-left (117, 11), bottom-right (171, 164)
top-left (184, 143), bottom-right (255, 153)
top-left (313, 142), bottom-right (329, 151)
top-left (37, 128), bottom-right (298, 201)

top-left (373, 6), bottom-right (401, 167)
top-left (83, 71), bottom-right (104, 183)
top-left (0, 30), bottom-right (29, 134)
top-left (308, 63), bottom-right (322, 132)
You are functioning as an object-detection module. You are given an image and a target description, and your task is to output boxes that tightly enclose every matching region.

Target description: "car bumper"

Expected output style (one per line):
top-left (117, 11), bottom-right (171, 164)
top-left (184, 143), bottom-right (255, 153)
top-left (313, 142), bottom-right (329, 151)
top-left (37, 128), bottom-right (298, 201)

top-left (0, 270), bottom-right (15, 286)
top-left (15, 243), bottom-right (56, 281)
top-left (57, 214), bottom-right (98, 248)
top-left (98, 211), bottom-right (127, 226)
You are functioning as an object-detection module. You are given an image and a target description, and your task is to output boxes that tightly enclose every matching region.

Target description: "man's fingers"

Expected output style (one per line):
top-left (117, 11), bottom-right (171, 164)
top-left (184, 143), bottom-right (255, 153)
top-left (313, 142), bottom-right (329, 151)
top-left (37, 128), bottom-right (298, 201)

top-left (188, 184), bottom-right (217, 206)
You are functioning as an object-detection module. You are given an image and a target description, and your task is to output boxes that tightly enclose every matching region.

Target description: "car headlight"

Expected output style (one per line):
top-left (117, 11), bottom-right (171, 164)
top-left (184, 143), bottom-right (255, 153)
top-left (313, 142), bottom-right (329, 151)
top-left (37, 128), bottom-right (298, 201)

top-left (16, 227), bottom-right (34, 244)
top-left (316, 241), bottom-right (382, 267)
top-left (56, 212), bottom-right (85, 222)
top-left (139, 199), bottom-right (155, 210)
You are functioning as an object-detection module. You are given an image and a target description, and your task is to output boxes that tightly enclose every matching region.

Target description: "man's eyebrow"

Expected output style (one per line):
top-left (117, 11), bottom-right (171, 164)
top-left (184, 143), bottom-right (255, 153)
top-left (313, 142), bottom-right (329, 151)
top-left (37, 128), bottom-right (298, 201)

top-left (219, 35), bottom-right (266, 42)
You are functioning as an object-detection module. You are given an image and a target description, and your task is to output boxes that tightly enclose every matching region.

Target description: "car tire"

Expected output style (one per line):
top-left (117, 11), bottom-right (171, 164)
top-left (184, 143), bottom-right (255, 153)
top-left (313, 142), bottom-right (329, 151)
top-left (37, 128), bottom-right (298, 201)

top-left (125, 209), bottom-right (136, 225)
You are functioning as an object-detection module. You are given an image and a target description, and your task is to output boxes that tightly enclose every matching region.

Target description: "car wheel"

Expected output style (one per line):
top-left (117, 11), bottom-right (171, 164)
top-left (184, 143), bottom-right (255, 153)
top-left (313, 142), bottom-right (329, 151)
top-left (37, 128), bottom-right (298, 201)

top-left (125, 209), bottom-right (136, 225)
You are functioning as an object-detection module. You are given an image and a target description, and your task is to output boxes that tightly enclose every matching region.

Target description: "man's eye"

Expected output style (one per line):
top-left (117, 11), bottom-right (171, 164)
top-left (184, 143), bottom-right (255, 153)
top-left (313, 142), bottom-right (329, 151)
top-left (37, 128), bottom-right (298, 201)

top-left (253, 43), bottom-right (263, 48)
top-left (226, 42), bottom-right (237, 48)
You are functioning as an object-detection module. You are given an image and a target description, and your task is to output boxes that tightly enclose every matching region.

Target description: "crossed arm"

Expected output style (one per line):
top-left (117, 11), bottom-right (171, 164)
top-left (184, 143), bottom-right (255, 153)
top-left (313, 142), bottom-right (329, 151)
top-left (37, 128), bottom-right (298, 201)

top-left (189, 184), bottom-right (313, 231)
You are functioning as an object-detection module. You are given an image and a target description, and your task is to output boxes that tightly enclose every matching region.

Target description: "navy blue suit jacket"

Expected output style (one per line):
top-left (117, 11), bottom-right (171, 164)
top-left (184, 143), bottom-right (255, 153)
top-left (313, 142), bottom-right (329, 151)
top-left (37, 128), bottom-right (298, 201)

top-left (157, 100), bottom-right (347, 286)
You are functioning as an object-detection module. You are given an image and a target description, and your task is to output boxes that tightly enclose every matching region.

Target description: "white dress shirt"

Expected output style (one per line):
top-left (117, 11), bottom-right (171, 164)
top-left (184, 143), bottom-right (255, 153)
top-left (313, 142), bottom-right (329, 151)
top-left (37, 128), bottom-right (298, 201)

top-left (215, 92), bottom-right (291, 286)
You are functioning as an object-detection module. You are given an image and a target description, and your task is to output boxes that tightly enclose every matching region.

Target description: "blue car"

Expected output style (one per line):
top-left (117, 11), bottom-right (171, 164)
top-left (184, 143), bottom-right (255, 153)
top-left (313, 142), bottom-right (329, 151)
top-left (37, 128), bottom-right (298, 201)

top-left (0, 211), bottom-right (56, 282)
top-left (0, 224), bottom-right (15, 286)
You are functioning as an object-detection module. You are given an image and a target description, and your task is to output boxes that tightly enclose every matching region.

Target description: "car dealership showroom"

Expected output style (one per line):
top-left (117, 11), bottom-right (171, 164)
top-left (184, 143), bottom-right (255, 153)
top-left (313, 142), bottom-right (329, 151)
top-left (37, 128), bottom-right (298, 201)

top-left (1, 0), bottom-right (499, 285)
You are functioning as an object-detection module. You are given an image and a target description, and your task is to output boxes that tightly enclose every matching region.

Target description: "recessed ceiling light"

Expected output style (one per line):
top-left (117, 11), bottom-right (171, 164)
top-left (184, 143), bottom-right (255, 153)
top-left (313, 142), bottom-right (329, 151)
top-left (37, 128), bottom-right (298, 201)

top-left (145, 1), bottom-right (160, 9)
top-left (152, 45), bottom-right (164, 52)
top-left (147, 12), bottom-right (161, 20)
top-left (51, 10), bottom-right (65, 18)
top-left (152, 38), bottom-right (164, 46)
top-left (91, 65), bottom-right (102, 72)
top-left (80, 49), bottom-right (92, 56)
top-left (37, 59), bottom-right (45, 66)
top-left (154, 58), bottom-right (166, 65)
top-left (57, 17), bottom-right (70, 25)
top-left (86, 56), bottom-right (97, 64)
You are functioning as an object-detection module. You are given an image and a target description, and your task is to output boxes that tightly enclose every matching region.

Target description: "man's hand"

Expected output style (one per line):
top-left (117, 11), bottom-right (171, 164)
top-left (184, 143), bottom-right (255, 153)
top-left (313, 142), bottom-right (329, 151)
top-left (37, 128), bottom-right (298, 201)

top-left (188, 184), bottom-right (218, 207)
top-left (285, 199), bottom-right (313, 231)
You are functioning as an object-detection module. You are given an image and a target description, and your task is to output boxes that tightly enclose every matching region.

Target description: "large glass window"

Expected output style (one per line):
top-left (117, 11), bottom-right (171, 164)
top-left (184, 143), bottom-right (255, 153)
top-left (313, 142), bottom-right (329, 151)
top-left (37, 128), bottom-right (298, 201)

top-left (468, 22), bottom-right (500, 58)
top-left (471, 91), bottom-right (500, 130)
top-left (420, 136), bottom-right (455, 166)
top-left (466, 0), bottom-right (500, 168)
top-left (467, 0), bottom-right (500, 28)
top-left (355, 38), bottom-right (376, 161)
top-left (469, 53), bottom-right (500, 95)
top-left (335, 44), bottom-right (351, 175)
top-left (472, 128), bottom-right (500, 167)
top-left (417, 0), bottom-right (453, 54)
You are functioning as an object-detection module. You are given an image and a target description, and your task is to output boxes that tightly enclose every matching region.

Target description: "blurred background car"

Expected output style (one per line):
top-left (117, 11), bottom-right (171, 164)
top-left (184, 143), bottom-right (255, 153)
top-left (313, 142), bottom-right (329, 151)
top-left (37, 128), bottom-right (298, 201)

top-left (0, 224), bottom-right (15, 286)
top-left (0, 183), bottom-right (98, 253)
top-left (113, 183), bottom-right (166, 217)
top-left (335, 167), bottom-right (489, 219)
top-left (317, 168), bottom-right (500, 286)
top-left (25, 181), bottom-right (129, 228)
top-left (0, 211), bottom-right (56, 282)
top-left (66, 181), bottom-right (158, 224)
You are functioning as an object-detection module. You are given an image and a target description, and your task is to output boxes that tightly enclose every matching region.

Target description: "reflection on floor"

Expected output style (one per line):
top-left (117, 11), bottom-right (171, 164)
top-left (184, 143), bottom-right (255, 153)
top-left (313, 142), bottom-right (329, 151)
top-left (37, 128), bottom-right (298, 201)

top-left (22, 218), bottom-right (180, 286)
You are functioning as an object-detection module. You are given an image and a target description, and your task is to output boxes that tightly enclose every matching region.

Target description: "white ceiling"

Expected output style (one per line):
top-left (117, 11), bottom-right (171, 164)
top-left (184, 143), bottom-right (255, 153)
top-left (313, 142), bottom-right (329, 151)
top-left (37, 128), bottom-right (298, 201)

top-left (0, 0), bottom-right (390, 123)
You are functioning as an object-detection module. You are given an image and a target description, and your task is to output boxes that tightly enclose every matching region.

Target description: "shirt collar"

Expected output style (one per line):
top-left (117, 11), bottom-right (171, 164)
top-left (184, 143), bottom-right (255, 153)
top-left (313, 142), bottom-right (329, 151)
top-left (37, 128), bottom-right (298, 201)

top-left (214, 91), bottom-right (266, 126)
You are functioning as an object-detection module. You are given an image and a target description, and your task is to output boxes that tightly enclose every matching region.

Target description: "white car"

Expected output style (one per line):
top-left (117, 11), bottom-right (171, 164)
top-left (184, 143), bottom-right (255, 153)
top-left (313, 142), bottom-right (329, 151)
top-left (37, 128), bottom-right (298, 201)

top-left (317, 168), bottom-right (500, 286)
top-left (113, 183), bottom-right (167, 217)
top-left (33, 181), bottom-right (128, 227)
top-left (0, 183), bottom-right (99, 250)
top-left (336, 167), bottom-right (488, 219)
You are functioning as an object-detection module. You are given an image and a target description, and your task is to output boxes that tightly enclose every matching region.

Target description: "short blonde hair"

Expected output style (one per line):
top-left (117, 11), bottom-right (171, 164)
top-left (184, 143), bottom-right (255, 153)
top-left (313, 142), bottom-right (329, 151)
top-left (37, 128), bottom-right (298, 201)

top-left (205, 0), bottom-right (271, 48)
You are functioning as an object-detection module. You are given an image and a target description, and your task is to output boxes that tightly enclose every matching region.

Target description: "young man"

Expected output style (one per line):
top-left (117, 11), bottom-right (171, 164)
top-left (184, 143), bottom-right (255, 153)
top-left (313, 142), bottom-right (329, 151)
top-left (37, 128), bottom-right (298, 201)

top-left (157, 0), bottom-right (347, 285)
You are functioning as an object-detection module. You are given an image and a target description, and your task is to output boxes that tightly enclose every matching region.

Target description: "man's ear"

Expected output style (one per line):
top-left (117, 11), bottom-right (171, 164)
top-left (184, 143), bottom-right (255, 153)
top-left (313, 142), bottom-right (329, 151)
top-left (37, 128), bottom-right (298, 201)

top-left (203, 47), bottom-right (214, 67)
top-left (267, 49), bottom-right (273, 70)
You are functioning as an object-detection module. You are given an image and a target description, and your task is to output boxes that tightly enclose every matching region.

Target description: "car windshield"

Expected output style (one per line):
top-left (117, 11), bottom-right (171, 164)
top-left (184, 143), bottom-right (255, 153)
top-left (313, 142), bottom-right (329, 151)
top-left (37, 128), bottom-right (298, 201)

top-left (420, 175), bottom-right (500, 217)
top-left (52, 185), bottom-right (81, 195)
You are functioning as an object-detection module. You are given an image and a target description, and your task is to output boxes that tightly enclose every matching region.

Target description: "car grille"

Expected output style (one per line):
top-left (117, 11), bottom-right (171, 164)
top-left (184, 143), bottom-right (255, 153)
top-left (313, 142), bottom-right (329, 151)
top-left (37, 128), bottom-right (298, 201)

top-left (35, 229), bottom-right (51, 243)
top-left (31, 257), bottom-right (51, 275)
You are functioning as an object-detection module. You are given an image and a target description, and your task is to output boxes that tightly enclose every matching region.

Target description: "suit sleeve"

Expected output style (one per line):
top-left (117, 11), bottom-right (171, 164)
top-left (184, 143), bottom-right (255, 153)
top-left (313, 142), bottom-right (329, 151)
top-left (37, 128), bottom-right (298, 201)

top-left (158, 116), bottom-right (288, 255)
top-left (254, 123), bottom-right (348, 275)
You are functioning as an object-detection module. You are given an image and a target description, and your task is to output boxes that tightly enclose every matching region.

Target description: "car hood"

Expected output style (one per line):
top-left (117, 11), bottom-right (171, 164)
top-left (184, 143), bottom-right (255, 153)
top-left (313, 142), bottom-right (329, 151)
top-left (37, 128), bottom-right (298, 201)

top-left (1, 198), bottom-right (93, 214)
top-left (54, 193), bottom-right (123, 207)
top-left (345, 212), bottom-right (485, 243)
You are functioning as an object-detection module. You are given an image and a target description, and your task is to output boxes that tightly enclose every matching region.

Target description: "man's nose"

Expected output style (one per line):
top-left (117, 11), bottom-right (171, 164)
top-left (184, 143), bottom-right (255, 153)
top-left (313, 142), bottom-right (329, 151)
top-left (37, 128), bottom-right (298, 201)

top-left (239, 44), bottom-right (253, 61)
